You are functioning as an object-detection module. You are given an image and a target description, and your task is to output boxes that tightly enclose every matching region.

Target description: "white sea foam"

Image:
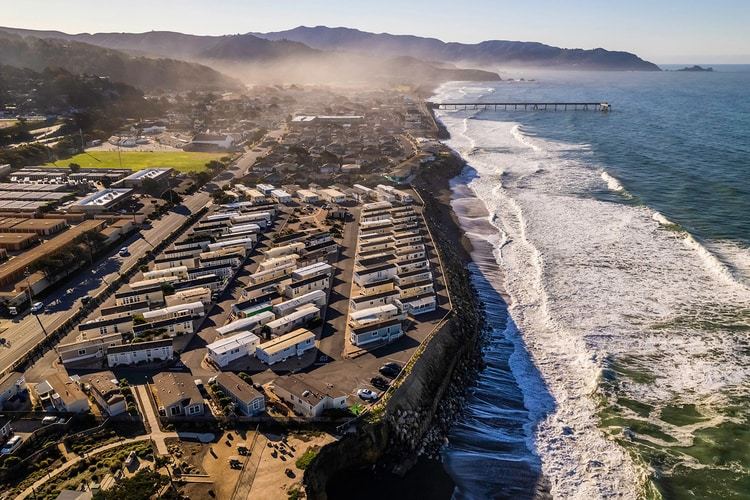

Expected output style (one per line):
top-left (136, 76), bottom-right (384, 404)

top-left (601, 171), bottom-right (625, 192)
top-left (435, 83), bottom-right (750, 499)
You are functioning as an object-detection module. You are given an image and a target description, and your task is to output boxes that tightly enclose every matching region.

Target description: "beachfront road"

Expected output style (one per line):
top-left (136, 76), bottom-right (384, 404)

top-left (0, 191), bottom-right (209, 375)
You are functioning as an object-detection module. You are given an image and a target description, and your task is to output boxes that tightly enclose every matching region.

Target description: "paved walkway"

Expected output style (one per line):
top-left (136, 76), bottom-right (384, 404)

top-left (133, 384), bottom-right (173, 455)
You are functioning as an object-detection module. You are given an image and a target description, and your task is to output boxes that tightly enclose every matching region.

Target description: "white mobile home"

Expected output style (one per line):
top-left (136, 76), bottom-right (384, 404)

top-left (216, 310), bottom-right (276, 336)
top-left (399, 293), bottom-right (437, 316)
top-left (291, 262), bottom-right (333, 281)
top-left (142, 301), bottom-right (205, 323)
top-left (348, 303), bottom-right (405, 328)
top-left (264, 305), bottom-right (320, 337)
top-left (350, 318), bottom-right (404, 347)
top-left (107, 339), bottom-right (174, 368)
top-left (284, 274), bottom-right (330, 299)
top-left (272, 290), bottom-right (327, 317)
top-left (264, 242), bottom-right (305, 259)
top-left (206, 331), bottom-right (261, 368)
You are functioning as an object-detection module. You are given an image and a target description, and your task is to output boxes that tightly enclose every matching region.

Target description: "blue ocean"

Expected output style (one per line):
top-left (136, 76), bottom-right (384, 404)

top-left (435, 66), bottom-right (750, 499)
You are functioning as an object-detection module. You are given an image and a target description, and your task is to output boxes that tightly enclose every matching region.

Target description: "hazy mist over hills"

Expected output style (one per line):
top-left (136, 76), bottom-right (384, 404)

top-left (0, 24), bottom-right (660, 92)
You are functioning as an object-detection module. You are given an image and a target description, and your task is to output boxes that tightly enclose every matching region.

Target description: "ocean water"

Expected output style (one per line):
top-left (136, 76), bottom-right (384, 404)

top-left (435, 67), bottom-right (750, 499)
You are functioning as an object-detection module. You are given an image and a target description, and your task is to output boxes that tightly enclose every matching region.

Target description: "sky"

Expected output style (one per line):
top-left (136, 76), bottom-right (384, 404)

top-left (1, 0), bottom-right (749, 63)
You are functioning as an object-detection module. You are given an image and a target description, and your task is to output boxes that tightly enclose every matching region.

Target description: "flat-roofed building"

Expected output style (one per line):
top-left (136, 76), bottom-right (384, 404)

top-left (350, 318), bottom-right (404, 347)
top-left (350, 289), bottom-right (400, 311)
top-left (213, 372), bottom-right (265, 416)
top-left (206, 331), bottom-right (260, 368)
top-left (264, 242), bottom-right (305, 259)
top-left (173, 273), bottom-right (223, 292)
top-left (272, 290), bottom-right (326, 317)
top-left (249, 262), bottom-right (296, 285)
top-left (165, 287), bottom-right (212, 307)
top-left (114, 285), bottom-right (164, 306)
top-left (56, 333), bottom-right (124, 365)
top-left (270, 375), bottom-right (347, 417)
top-left (270, 189), bottom-right (292, 204)
top-left (396, 258), bottom-right (430, 274)
top-left (291, 262), bottom-right (332, 281)
top-left (71, 188), bottom-right (133, 214)
top-left (80, 371), bottom-right (126, 416)
top-left (100, 300), bottom-right (150, 317)
top-left (130, 275), bottom-right (179, 290)
top-left (107, 339), bottom-right (173, 367)
top-left (398, 279), bottom-right (434, 299)
top-left (152, 372), bottom-right (204, 417)
top-left (284, 274), bottom-right (330, 299)
top-left (5, 218), bottom-right (67, 236)
top-left (394, 269), bottom-right (432, 287)
top-left (264, 305), bottom-right (319, 337)
top-left (318, 188), bottom-right (346, 204)
top-left (258, 254), bottom-right (299, 272)
top-left (142, 301), bottom-right (205, 323)
top-left (296, 189), bottom-right (319, 203)
top-left (143, 266), bottom-right (189, 281)
top-left (133, 316), bottom-right (195, 338)
top-left (78, 315), bottom-right (134, 336)
top-left (348, 303), bottom-right (405, 328)
top-left (255, 328), bottom-right (315, 365)
top-left (399, 293), bottom-right (437, 316)
top-left (114, 168), bottom-right (172, 189)
top-left (353, 263), bottom-right (397, 287)
top-left (0, 232), bottom-right (37, 251)
top-left (216, 310), bottom-right (276, 337)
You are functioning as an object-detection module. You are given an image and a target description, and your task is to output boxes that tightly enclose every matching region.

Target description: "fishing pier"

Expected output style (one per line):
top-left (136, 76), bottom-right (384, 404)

top-left (428, 101), bottom-right (611, 112)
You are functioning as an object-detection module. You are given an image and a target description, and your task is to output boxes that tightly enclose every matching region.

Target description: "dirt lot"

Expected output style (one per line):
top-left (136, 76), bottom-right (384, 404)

top-left (250, 431), bottom-right (336, 500)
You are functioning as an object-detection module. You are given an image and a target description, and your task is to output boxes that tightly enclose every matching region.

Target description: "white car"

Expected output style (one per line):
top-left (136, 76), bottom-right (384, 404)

top-left (30, 302), bottom-right (44, 314)
top-left (357, 388), bottom-right (379, 401)
top-left (0, 435), bottom-right (22, 455)
top-left (41, 416), bottom-right (57, 425)
top-left (119, 247), bottom-right (130, 257)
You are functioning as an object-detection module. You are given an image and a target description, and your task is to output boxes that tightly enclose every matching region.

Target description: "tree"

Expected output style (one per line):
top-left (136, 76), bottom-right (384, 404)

top-left (68, 162), bottom-right (82, 173)
top-left (142, 177), bottom-right (164, 198)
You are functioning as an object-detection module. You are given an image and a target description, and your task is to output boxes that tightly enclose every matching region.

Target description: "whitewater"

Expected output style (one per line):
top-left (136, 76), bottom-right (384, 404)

top-left (435, 83), bottom-right (750, 498)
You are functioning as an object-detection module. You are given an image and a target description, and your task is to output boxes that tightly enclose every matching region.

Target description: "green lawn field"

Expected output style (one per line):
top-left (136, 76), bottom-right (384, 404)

top-left (46, 151), bottom-right (224, 173)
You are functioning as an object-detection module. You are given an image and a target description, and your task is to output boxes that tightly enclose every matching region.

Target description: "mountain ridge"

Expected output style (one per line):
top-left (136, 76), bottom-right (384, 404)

top-left (252, 25), bottom-right (661, 71)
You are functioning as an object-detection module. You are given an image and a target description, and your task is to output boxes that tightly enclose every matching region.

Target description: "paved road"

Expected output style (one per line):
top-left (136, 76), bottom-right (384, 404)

top-left (0, 192), bottom-right (210, 375)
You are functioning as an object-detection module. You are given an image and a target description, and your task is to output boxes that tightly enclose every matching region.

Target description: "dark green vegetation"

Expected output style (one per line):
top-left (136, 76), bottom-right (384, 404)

top-left (295, 446), bottom-right (321, 470)
top-left (0, 31), bottom-right (238, 91)
top-left (0, 64), bottom-right (164, 167)
top-left (93, 468), bottom-right (168, 500)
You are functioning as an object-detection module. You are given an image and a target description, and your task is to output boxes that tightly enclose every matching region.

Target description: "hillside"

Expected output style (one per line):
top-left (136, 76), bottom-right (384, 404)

top-left (255, 26), bottom-right (661, 71)
top-left (0, 31), bottom-right (240, 91)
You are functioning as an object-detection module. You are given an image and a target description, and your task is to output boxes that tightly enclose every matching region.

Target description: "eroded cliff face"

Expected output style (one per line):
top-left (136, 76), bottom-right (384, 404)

top-left (304, 153), bottom-right (484, 500)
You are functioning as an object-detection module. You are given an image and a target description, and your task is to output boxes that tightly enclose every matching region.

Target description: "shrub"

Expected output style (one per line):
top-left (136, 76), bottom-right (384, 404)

top-left (295, 446), bottom-right (320, 470)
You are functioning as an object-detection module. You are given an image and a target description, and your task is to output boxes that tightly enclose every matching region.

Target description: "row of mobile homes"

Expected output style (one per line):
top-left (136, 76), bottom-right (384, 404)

top-left (57, 333), bottom-right (124, 365)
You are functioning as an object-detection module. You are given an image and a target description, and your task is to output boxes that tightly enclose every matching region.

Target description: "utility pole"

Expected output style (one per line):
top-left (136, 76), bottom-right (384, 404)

top-left (24, 268), bottom-right (48, 337)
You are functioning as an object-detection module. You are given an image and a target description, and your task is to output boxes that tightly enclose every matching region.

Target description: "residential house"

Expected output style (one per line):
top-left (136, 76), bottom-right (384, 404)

top-left (107, 339), bottom-right (173, 367)
top-left (214, 372), bottom-right (265, 416)
top-left (271, 375), bottom-right (347, 417)
top-left (152, 372), bottom-right (204, 417)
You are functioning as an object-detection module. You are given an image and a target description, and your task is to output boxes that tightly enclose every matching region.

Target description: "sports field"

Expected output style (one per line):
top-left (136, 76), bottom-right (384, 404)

top-left (46, 151), bottom-right (224, 172)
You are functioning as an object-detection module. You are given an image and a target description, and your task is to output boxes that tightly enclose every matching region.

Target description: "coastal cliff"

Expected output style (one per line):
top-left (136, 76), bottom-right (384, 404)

top-left (304, 153), bottom-right (486, 499)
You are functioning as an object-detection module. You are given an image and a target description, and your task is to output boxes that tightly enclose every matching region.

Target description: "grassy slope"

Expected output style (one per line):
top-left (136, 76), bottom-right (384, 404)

top-left (46, 151), bottom-right (223, 172)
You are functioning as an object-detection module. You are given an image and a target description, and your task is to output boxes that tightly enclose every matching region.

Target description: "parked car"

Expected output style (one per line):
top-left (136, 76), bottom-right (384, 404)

top-left (378, 362), bottom-right (402, 379)
top-left (357, 388), bottom-right (379, 401)
top-left (30, 302), bottom-right (44, 314)
top-left (119, 246), bottom-right (130, 257)
top-left (81, 296), bottom-right (91, 305)
top-left (0, 435), bottom-right (22, 455)
top-left (370, 377), bottom-right (390, 391)
top-left (41, 416), bottom-right (57, 425)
